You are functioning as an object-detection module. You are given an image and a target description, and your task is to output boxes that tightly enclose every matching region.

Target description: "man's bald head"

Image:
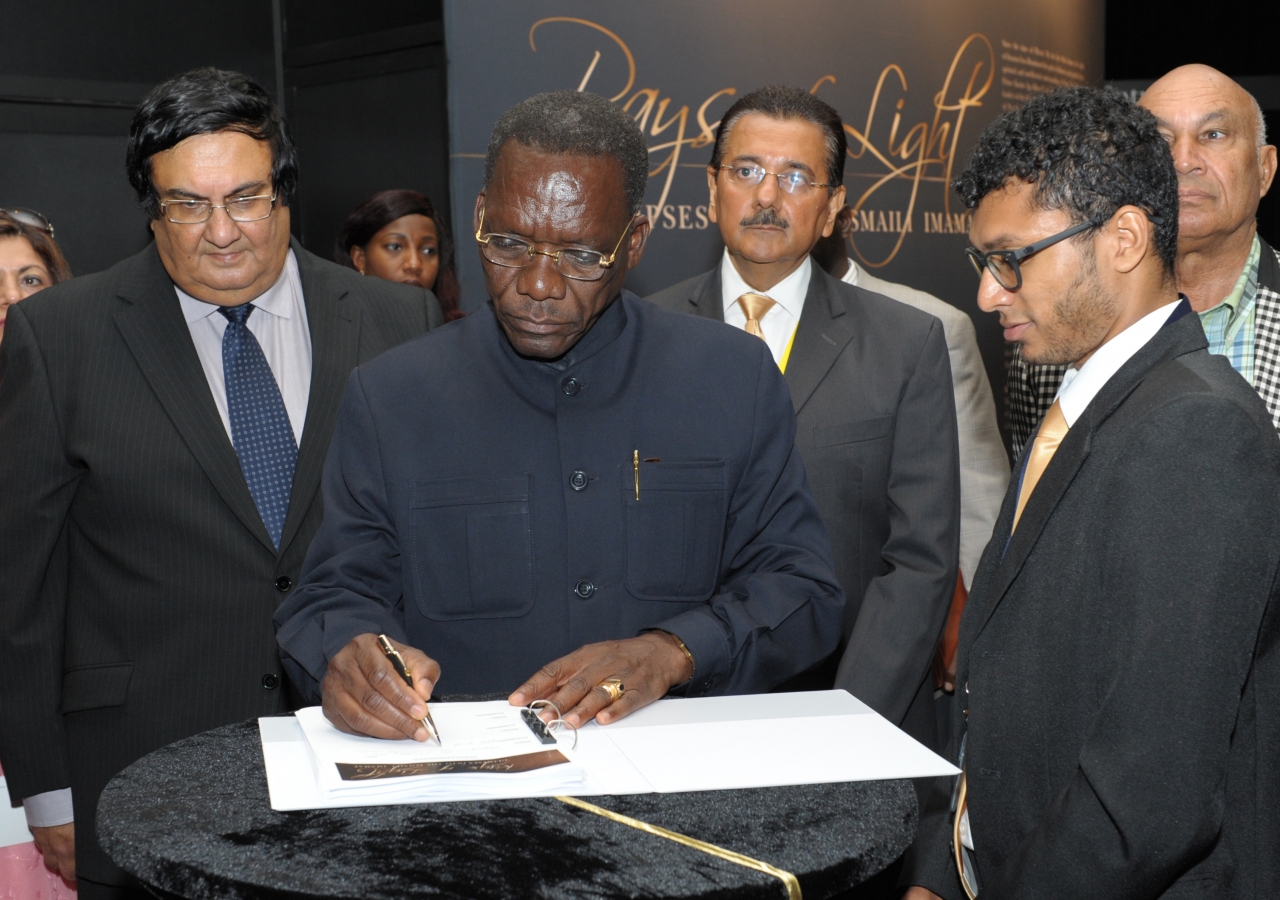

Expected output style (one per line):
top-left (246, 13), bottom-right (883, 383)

top-left (1139, 64), bottom-right (1277, 251)
top-left (1143, 65), bottom-right (1266, 149)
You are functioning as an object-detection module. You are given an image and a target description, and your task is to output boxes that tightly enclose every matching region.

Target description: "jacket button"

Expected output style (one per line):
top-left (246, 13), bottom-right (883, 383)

top-left (275, 576), bottom-right (292, 593)
top-left (574, 579), bottom-right (596, 598)
top-left (262, 674), bottom-right (280, 689)
top-left (569, 470), bottom-right (589, 491)
top-left (561, 377), bottom-right (581, 396)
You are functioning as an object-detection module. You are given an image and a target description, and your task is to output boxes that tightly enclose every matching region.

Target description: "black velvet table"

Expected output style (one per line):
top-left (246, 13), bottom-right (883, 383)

top-left (98, 716), bottom-right (917, 900)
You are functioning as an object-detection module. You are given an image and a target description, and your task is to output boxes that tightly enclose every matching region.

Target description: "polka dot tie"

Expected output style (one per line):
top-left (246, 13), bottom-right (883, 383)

top-left (220, 304), bottom-right (297, 549)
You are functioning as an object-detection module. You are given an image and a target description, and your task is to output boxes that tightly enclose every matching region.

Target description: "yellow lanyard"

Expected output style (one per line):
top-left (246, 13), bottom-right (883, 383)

top-left (778, 325), bottom-right (798, 374)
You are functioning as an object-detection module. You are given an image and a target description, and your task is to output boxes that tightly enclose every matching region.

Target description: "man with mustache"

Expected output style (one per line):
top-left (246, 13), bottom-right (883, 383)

top-left (274, 90), bottom-right (844, 740)
top-left (1005, 64), bottom-right (1280, 449)
top-left (649, 85), bottom-right (960, 752)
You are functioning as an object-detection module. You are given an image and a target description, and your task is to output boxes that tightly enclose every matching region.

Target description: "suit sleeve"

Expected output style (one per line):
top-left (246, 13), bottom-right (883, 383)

top-left (275, 368), bottom-right (406, 703)
top-left (650, 343), bottom-right (846, 695)
top-left (945, 311), bottom-right (1010, 588)
top-left (0, 304), bottom-right (81, 802)
top-left (835, 318), bottom-right (960, 724)
top-left (982, 395), bottom-right (1280, 899)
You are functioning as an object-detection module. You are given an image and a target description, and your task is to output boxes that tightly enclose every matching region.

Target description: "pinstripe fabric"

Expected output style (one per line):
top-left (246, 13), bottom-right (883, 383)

top-left (0, 239), bottom-right (437, 885)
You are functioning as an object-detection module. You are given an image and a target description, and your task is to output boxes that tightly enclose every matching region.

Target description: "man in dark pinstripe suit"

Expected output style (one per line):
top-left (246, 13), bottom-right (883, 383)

top-left (0, 69), bottom-right (439, 899)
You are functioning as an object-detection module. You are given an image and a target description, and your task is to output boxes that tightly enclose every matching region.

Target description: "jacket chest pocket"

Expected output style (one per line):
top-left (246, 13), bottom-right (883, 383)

top-left (624, 461), bottom-right (727, 601)
top-left (408, 475), bottom-right (534, 621)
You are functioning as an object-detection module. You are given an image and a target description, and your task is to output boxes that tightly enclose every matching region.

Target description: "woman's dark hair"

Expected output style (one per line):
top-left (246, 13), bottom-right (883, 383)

top-left (334, 190), bottom-right (463, 322)
top-left (126, 67), bottom-right (298, 220)
top-left (0, 212), bottom-right (72, 284)
top-left (955, 86), bottom-right (1179, 275)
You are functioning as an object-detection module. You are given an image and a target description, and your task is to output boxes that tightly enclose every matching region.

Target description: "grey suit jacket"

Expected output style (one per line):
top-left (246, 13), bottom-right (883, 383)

top-left (648, 265), bottom-right (960, 731)
top-left (0, 239), bottom-right (438, 883)
top-left (910, 309), bottom-right (1280, 899)
top-left (848, 261), bottom-right (1010, 587)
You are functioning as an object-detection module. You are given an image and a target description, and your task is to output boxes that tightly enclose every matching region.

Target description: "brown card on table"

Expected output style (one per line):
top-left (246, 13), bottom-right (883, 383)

top-left (337, 749), bottom-right (569, 781)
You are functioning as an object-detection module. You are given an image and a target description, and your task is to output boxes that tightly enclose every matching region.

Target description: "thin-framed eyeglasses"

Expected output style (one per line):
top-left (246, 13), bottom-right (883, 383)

top-left (965, 213), bottom-right (1166, 291)
top-left (474, 207), bottom-right (635, 282)
top-left (717, 163), bottom-right (834, 196)
top-left (2, 208), bottom-right (55, 238)
top-left (158, 193), bottom-right (277, 225)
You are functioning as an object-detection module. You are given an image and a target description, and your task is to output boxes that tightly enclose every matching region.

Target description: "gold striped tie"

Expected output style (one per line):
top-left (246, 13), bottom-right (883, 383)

top-left (1012, 399), bottom-right (1069, 531)
top-left (737, 292), bottom-right (775, 341)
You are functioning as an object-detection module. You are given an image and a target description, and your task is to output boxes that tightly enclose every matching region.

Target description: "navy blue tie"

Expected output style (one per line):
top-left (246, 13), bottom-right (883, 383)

top-left (220, 304), bottom-right (297, 548)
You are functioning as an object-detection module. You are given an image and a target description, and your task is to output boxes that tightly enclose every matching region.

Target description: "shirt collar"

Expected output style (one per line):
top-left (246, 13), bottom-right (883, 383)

top-left (842, 258), bottom-right (860, 286)
top-left (1055, 297), bottom-right (1183, 427)
top-left (1204, 234), bottom-right (1261, 317)
top-left (175, 249), bottom-right (300, 324)
top-left (720, 249), bottom-right (812, 317)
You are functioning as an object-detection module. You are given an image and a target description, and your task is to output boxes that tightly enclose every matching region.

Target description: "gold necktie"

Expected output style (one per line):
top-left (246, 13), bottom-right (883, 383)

top-left (1012, 399), bottom-right (1069, 532)
top-left (737, 292), bottom-right (775, 340)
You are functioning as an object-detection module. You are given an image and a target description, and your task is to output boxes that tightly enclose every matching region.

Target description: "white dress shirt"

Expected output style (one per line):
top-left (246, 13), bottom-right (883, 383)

top-left (720, 249), bottom-right (810, 367)
top-left (22, 251), bottom-right (314, 830)
top-left (177, 249), bottom-right (312, 445)
top-left (1055, 299), bottom-right (1183, 427)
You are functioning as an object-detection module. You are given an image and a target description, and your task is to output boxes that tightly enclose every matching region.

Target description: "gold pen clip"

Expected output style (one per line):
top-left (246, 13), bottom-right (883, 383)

top-left (634, 450), bottom-right (640, 500)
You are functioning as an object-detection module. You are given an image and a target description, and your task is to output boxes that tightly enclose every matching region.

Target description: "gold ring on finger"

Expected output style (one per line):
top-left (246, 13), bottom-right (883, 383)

top-left (599, 678), bottom-right (625, 704)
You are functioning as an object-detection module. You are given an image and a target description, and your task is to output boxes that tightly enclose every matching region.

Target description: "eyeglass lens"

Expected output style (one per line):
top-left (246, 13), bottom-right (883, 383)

top-left (164, 195), bottom-right (275, 224)
top-left (480, 235), bottom-right (609, 281)
top-left (722, 165), bottom-right (815, 195)
top-left (5, 208), bottom-right (54, 236)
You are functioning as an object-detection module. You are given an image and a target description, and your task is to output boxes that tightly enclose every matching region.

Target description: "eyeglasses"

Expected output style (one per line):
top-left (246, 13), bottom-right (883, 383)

top-left (965, 220), bottom-right (1101, 291)
top-left (717, 164), bottom-right (834, 196)
top-left (474, 207), bottom-right (635, 282)
top-left (3, 208), bottom-right (55, 238)
top-left (158, 193), bottom-right (277, 225)
top-left (966, 213), bottom-right (1166, 291)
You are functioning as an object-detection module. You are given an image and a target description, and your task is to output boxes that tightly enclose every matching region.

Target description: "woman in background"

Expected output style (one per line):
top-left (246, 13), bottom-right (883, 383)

top-left (335, 189), bottom-right (464, 322)
top-left (0, 209), bottom-right (71, 346)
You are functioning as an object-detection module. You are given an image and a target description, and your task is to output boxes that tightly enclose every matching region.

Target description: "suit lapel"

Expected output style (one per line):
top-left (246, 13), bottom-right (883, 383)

top-left (783, 270), bottom-right (855, 415)
top-left (279, 242), bottom-right (359, 555)
top-left (1250, 239), bottom-right (1280, 432)
top-left (686, 268), bottom-right (724, 321)
top-left (112, 245), bottom-right (277, 553)
top-left (967, 313), bottom-right (1208, 639)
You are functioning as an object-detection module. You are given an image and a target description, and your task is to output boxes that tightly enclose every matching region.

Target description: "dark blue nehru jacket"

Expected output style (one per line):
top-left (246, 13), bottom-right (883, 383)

top-left (275, 291), bottom-right (844, 699)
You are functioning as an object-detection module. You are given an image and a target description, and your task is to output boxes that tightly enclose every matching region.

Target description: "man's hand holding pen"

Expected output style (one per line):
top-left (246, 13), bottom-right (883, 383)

top-left (322, 634), bottom-right (440, 742)
top-left (322, 630), bottom-right (695, 740)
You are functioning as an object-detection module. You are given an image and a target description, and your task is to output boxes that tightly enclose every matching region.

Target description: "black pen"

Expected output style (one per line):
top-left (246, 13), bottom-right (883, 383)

top-left (376, 634), bottom-right (441, 745)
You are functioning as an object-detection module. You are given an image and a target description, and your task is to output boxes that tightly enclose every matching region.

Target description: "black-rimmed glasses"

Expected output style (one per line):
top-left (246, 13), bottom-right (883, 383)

top-left (158, 193), bottom-right (277, 225)
top-left (965, 220), bottom-right (1101, 291)
top-left (717, 164), bottom-right (834, 196)
top-left (474, 207), bottom-right (634, 282)
top-left (2, 208), bottom-right (55, 238)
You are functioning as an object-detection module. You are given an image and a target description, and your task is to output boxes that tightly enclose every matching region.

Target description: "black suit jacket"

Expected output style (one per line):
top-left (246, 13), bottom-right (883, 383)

top-left (909, 309), bottom-right (1280, 899)
top-left (647, 265), bottom-right (959, 740)
top-left (0, 240), bottom-right (438, 883)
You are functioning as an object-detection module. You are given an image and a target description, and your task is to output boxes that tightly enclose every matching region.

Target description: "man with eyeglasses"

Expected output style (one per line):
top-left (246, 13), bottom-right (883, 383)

top-left (0, 68), bottom-right (437, 898)
top-left (274, 91), bottom-right (843, 744)
top-left (649, 85), bottom-right (960, 755)
top-left (903, 86), bottom-right (1280, 900)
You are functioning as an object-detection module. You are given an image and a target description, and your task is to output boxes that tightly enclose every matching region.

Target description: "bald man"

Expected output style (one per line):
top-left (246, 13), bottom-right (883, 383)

top-left (1141, 66), bottom-right (1280, 428)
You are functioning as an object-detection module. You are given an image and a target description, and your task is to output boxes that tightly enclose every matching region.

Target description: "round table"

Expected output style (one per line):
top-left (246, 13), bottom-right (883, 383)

top-left (98, 718), bottom-right (917, 899)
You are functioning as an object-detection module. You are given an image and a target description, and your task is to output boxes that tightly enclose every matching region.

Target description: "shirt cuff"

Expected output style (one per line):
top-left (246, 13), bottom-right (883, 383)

top-left (23, 788), bottom-right (73, 828)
